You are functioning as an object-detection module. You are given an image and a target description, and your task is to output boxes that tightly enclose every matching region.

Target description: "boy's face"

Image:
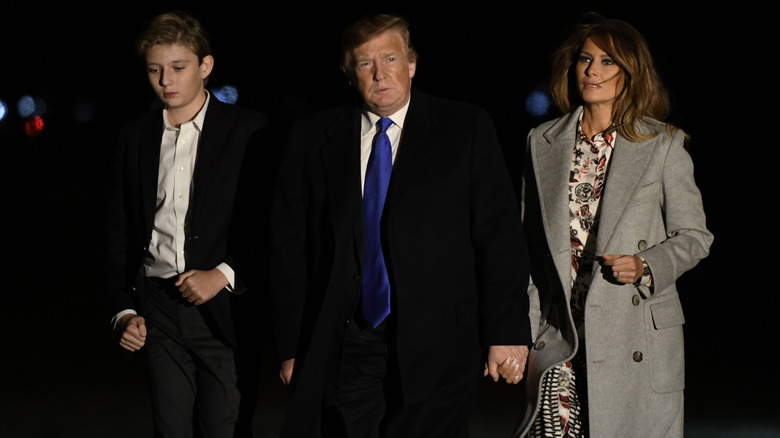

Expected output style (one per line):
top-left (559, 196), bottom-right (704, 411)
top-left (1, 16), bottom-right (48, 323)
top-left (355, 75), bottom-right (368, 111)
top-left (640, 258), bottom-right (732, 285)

top-left (145, 43), bottom-right (213, 117)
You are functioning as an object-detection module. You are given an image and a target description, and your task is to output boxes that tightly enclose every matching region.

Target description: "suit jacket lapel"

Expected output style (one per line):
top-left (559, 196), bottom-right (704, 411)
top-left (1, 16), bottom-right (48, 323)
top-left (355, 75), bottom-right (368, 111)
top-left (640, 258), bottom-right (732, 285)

top-left (139, 113), bottom-right (164, 233)
top-left (191, 99), bottom-right (228, 223)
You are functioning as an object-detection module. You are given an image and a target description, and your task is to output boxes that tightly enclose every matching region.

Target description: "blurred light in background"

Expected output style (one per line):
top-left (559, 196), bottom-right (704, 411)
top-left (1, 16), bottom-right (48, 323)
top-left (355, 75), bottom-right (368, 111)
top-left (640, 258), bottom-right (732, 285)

top-left (212, 85), bottom-right (238, 104)
top-left (525, 90), bottom-right (551, 118)
top-left (72, 100), bottom-right (95, 123)
top-left (17, 94), bottom-right (48, 118)
top-left (24, 115), bottom-right (44, 138)
top-left (17, 95), bottom-right (36, 118)
top-left (0, 99), bottom-right (7, 122)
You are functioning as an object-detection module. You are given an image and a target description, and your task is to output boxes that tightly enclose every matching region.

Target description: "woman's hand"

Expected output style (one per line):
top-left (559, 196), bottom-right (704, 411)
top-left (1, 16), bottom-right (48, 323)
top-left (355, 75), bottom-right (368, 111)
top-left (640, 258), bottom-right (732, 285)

top-left (602, 254), bottom-right (643, 284)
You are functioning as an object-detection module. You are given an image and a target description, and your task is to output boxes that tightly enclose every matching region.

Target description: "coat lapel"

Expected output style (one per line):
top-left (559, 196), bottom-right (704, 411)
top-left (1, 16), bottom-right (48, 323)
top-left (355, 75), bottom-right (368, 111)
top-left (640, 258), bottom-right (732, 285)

top-left (594, 133), bottom-right (655, 254)
top-left (190, 99), bottom-right (228, 223)
top-left (386, 91), bottom-right (438, 202)
top-left (320, 106), bottom-right (365, 263)
top-left (531, 111), bottom-right (579, 285)
top-left (139, 114), bottom-right (164, 232)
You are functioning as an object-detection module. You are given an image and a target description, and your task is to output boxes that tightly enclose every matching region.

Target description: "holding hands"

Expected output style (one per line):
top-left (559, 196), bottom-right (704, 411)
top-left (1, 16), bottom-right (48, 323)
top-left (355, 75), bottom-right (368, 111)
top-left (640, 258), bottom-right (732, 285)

top-left (485, 345), bottom-right (529, 384)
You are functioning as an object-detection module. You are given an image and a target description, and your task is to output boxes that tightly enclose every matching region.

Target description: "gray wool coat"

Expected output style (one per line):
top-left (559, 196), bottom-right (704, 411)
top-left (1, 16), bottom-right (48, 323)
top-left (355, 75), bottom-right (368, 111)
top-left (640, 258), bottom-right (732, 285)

top-left (515, 108), bottom-right (713, 437)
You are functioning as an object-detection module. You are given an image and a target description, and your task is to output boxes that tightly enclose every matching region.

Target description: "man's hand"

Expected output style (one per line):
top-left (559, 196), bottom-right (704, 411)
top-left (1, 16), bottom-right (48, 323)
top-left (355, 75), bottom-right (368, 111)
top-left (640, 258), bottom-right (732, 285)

top-left (484, 345), bottom-right (529, 384)
top-left (280, 358), bottom-right (295, 386)
top-left (117, 314), bottom-right (147, 352)
top-left (176, 268), bottom-right (229, 305)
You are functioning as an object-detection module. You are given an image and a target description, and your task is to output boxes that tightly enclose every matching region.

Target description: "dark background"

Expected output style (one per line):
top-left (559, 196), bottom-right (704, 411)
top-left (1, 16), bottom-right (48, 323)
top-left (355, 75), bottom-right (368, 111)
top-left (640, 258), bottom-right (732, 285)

top-left (1, 1), bottom-right (775, 437)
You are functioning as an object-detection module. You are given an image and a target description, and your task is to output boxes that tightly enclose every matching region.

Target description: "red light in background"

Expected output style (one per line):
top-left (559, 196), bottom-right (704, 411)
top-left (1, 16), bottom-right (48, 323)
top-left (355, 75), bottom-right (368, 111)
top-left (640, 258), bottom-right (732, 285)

top-left (24, 115), bottom-right (44, 138)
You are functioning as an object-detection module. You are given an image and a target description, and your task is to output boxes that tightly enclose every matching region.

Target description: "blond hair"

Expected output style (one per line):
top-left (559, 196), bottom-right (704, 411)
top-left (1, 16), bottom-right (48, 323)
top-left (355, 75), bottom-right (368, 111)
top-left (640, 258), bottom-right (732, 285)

top-left (340, 14), bottom-right (418, 79)
top-left (137, 11), bottom-right (212, 63)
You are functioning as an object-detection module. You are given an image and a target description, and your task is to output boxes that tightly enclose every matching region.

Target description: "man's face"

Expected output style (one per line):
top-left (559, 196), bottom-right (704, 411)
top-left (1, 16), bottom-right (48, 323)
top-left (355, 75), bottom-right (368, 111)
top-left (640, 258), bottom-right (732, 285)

top-left (350, 30), bottom-right (416, 117)
top-left (145, 44), bottom-right (212, 118)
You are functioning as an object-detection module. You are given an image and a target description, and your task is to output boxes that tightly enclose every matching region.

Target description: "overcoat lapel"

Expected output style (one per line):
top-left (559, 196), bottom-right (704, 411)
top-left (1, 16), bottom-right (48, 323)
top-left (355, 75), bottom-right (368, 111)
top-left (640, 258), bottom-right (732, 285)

top-left (387, 92), bottom-right (438, 201)
top-left (320, 106), bottom-right (365, 264)
top-left (595, 133), bottom-right (655, 254)
top-left (532, 111), bottom-right (579, 288)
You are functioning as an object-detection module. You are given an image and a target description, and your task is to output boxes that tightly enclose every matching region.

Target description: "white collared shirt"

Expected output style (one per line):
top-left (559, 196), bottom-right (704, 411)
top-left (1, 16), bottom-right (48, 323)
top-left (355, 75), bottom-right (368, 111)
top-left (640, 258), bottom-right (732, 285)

top-left (144, 93), bottom-right (210, 279)
top-left (111, 92), bottom-right (237, 327)
top-left (359, 98), bottom-right (410, 195)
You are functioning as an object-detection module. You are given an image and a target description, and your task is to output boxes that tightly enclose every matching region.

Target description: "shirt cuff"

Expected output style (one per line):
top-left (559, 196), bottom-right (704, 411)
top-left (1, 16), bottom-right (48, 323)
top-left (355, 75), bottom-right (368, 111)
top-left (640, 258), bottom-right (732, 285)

top-left (111, 309), bottom-right (137, 329)
top-left (637, 257), bottom-right (653, 287)
top-left (215, 263), bottom-right (235, 293)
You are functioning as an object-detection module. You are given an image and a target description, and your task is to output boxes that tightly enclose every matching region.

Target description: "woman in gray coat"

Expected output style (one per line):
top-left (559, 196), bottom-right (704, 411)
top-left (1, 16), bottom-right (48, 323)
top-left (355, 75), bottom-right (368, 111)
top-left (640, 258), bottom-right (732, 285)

top-left (513, 13), bottom-right (713, 437)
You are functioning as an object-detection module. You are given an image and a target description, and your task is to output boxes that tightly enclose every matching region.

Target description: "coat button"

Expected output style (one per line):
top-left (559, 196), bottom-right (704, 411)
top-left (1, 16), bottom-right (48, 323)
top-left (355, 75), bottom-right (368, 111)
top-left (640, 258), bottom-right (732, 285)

top-left (534, 341), bottom-right (545, 350)
top-left (637, 240), bottom-right (647, 251)
top-left (353, 274), bottom-right (361, 281)
top-left (633, 351), bottom-right (643, 362)
top-left (632, 295), bottom-right (641, 306)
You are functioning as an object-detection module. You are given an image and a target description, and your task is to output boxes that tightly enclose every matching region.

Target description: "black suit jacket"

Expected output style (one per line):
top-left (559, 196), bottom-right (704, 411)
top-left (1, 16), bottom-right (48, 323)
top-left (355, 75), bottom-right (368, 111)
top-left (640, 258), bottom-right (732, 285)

top-left (105, 97), bottom-right (267, 347)
top-left (270, 89), bottom-right (530, 436)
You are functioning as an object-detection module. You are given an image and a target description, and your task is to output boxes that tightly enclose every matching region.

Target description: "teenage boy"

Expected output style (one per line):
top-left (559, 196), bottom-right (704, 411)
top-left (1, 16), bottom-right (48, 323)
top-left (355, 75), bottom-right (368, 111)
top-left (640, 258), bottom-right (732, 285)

top-left (105, 11), bottom-right (266, 437)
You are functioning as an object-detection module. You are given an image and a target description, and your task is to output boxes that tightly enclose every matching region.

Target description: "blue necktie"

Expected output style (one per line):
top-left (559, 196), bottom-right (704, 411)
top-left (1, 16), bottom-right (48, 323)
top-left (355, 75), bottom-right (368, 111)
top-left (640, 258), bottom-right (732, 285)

top-left (362, 117), bottom-right (393, 327)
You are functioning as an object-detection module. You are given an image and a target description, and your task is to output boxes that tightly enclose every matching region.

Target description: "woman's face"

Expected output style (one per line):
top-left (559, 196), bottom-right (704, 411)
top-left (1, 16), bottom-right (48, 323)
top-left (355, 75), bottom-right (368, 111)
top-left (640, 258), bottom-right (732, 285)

top-left (575, 37), bottom-right (624, 108)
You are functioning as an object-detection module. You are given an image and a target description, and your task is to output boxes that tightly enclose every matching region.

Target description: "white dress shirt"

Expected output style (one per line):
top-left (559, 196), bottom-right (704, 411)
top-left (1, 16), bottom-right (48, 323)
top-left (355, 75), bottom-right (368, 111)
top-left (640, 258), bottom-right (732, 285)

top-left (112, 92), bottom-right (234, 327)
top-left (359, 98), bottom-right (410, 195)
